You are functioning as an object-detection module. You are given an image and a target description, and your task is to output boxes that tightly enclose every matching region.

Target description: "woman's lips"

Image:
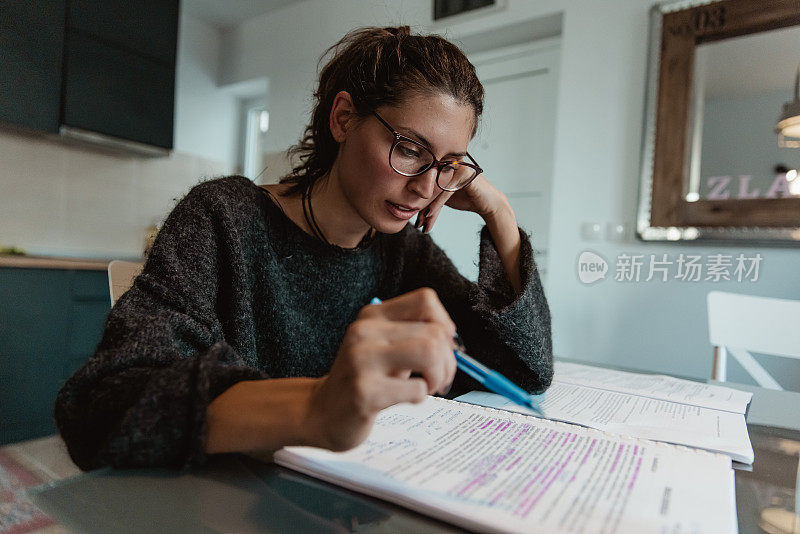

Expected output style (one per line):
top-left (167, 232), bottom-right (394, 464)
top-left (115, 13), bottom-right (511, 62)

top-left (385, 201), bottom-right (419, 220)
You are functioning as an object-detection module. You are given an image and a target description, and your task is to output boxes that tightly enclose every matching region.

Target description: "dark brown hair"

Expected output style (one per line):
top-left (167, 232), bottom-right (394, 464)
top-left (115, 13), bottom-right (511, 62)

top-left (280, 25), bottom-right (484, 195)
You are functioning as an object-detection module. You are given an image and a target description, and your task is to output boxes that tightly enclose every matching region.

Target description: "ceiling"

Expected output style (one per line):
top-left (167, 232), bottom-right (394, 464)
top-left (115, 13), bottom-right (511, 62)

top-left (182, 0), bottom-right (306, 30)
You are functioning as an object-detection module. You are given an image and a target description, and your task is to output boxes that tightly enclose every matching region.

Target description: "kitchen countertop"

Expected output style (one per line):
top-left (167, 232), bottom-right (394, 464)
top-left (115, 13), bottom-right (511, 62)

top-left (0, 254), bottom-right (117, 271)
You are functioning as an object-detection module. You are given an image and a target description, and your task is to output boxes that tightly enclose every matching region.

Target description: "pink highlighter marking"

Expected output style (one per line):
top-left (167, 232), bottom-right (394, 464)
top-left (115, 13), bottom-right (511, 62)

top-left (510, 426), bottom-right (530, 442)
top-left (609, 444), bottom-right (624, 473)
top-left (520, 451), bottom-right (575, 518)
top-left (543, 430), bottom-right (558, 447)
top-left (520, 465), bottom-right (547, 495)
top-left (505, 456), bottom-right (522, 471)
top-left (581, 439), bottom-right (597, 465)
top-left (457, 473), bottom-right (486, 497)
top-left (628, 457), bottom-right (643, 490)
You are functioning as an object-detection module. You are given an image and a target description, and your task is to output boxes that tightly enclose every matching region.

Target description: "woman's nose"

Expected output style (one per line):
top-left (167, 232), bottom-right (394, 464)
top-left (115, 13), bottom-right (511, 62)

top-left (407, 167), bottom-right (438, 199)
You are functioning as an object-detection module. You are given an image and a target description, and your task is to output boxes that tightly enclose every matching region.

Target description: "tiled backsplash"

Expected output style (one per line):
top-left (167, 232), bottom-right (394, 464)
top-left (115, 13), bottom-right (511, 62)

top-left (0, 128), bottom-right (232, 260)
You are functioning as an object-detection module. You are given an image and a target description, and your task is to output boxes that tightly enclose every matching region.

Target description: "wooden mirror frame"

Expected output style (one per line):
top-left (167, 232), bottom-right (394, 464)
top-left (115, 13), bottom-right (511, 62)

top-left (638, 0), bottom-right (800, 244)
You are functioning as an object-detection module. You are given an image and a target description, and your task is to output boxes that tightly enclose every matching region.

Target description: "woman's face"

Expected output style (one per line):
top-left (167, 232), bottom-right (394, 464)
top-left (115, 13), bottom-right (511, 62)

top-left (335, 91), bottom-right (476, 234)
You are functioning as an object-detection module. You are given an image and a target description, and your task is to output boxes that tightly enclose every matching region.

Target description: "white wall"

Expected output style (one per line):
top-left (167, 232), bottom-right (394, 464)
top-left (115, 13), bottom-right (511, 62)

top-left (174, 13), bottom-right (240, 169)
top-left (0, 11), bottom-right (239, 259)
top-left (219, 0), bottom-right (800, 387)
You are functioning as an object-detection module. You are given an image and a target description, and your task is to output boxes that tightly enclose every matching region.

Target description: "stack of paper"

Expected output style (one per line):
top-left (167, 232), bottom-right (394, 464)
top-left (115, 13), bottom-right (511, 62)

top-left (459, 361), bottom-right (754, 463)
top-left (275, 396), bottom-right (737, 534)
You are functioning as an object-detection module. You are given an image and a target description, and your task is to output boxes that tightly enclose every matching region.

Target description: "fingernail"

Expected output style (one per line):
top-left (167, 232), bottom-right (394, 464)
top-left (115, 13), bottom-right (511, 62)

top-left (442, 382), bottom-right (452, 396)
top-left (424, 208), bottom-right (431, 217)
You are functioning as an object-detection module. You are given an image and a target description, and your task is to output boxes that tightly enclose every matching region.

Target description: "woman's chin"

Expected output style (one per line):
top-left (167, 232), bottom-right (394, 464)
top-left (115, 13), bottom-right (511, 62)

top-left (371, 217), bottom-right (413, 234)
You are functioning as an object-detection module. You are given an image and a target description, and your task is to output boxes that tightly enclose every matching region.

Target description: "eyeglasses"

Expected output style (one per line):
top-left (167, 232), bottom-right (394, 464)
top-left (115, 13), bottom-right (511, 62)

top-left (372, 111), bottom-right (483, 192)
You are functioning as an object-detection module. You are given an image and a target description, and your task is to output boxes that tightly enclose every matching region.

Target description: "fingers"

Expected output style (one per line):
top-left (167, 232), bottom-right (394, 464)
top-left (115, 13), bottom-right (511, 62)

top-left (322, 287), bottom-right (463, 451)
top-left (342, 288), bottom-right (459, 409)
top-left (342, 319), bottom-right (457, 394)
top-left (345, 327), bottom-right (456, 395)
top-left (371, 377), bottom-right (429, 410)
top-left (422, 192), bottom-right (453, 234)
top-left (359, 288), bottom-right (456, 336)
top-left (414, 191), bottom-right (454, 234)
top-left (309, 373), bottom-right (428, 451)
top-left (346, 318), bottom-right (455, 348)
top-left (377, 335), bottom-right (457, 394)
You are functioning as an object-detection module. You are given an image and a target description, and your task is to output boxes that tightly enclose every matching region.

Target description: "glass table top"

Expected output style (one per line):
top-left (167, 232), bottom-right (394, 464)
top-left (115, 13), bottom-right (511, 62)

top-left (29, 369), bottom-right (800, 534)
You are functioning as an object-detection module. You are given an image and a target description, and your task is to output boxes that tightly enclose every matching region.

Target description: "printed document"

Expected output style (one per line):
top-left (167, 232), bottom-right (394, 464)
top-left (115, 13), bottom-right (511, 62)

top-left (275, 397), bottom-right (736, 534)
top-left (458, 362), bottom-right (754, 463)
top-left (554, 361), bottom-right (752, 413)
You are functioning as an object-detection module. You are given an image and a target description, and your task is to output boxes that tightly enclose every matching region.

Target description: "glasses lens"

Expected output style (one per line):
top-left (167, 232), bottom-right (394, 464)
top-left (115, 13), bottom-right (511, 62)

top-left (391, 141), bottom-right (435, 175)
top-left (437, 161), bottom-right (478, 191)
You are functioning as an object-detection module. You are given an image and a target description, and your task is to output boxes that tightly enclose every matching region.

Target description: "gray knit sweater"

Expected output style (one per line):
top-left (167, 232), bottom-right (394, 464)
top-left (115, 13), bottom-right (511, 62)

top-left (54, 175), bottom-right (552, 471)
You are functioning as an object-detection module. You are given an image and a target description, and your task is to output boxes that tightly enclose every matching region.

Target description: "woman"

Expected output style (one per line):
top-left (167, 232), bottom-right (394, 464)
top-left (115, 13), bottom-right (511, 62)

top-left (55, 26), bottom-right (553, 470)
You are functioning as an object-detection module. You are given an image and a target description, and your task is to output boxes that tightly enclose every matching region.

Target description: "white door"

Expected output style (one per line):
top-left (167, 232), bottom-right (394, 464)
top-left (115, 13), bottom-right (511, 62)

top-left (430, 39), bottom-right (560, 284)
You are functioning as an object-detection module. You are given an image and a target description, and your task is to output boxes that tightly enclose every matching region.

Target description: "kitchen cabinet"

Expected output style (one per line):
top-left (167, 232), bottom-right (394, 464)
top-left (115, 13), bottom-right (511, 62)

top-left (0, 267), bottom-right (109, 445)
top-left (0, 0), bottom-right (179, 151)
top-left (0, 0), bottom-right (65, 133)
top-left (62, 29), bottom-right (176, 148)
top-left (62, 0), bottom-right (179, 148)
top-left (66, 0), bottom-right (179, 64)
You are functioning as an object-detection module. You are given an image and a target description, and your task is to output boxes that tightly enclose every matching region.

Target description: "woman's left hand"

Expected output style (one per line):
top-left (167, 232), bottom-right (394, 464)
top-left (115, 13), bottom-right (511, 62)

top-left (415, 174), bottom-right (509, 233)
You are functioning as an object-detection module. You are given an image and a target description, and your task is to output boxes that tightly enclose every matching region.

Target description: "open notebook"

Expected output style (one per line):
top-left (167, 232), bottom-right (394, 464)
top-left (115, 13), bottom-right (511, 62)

top-left (275, 396), bottom-right (737, 534)
top-left (458, 361), bottom-right (754, 463)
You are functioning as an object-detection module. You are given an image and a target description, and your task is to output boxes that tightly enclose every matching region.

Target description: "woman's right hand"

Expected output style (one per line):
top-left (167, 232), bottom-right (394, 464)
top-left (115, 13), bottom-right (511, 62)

top-left (304, 287), bottom-right (458, 452)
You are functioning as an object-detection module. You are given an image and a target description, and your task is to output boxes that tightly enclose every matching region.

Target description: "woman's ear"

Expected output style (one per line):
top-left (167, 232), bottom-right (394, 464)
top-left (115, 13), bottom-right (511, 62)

top-left (329, 91), bottom-right (356, 143)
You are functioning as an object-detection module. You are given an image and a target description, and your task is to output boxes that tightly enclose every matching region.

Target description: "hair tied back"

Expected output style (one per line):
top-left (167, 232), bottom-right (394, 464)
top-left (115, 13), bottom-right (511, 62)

top-left (278, 25), bottom-right (484, 197)
top-left (388, 25), bottom-right (411, 38)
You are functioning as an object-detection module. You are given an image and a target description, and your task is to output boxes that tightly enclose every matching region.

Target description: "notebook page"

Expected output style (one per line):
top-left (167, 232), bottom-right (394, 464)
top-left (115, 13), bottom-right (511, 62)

top-left (458, 385), bottom-right (754, 464)
top-left (275, 397), bottom-right (736, 534)
top-left (554, 362), bottom-right (752, 413)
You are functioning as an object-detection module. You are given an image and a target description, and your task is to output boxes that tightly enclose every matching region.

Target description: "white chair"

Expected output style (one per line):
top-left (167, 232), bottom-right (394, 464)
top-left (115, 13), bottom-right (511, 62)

top-left (108, 260), bottom-right (144, 306)
top-left (707, 291), bottom-right (800, 390)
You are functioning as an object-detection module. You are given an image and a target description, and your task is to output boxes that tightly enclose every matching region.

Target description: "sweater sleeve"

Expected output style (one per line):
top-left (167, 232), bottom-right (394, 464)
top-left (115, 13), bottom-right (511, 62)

top-left (54, 181), bottom-right (266, 471)
top-left (399, 225), bottom-right (553, 396)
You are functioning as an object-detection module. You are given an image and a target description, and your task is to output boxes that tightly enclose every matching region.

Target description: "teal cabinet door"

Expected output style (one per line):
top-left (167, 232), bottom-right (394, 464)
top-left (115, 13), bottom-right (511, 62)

top-left (0, 268), bottom-right (110, 445)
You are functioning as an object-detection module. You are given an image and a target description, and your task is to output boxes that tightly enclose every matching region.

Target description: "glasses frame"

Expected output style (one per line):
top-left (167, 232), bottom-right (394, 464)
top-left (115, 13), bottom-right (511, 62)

top-left (372, 111), bottom-right (483, 192)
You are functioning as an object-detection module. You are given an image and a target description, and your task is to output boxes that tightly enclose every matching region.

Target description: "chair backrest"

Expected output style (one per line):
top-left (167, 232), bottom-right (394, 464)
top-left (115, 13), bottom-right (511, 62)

top-left (707, 291), bottom-right (800, 390)
top-left (108, 260), bottom-right (144, 306)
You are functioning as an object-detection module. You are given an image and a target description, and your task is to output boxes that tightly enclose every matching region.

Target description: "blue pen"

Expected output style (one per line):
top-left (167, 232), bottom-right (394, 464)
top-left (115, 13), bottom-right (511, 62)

top-left (370, 297), bottom-right (541, 412)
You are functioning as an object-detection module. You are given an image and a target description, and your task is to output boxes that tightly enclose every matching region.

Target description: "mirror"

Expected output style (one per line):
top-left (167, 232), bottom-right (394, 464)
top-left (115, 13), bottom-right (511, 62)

top-left (690, 27), bottom-right (800, 201)
top-left (638, 0), bottom-right (800, 244)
